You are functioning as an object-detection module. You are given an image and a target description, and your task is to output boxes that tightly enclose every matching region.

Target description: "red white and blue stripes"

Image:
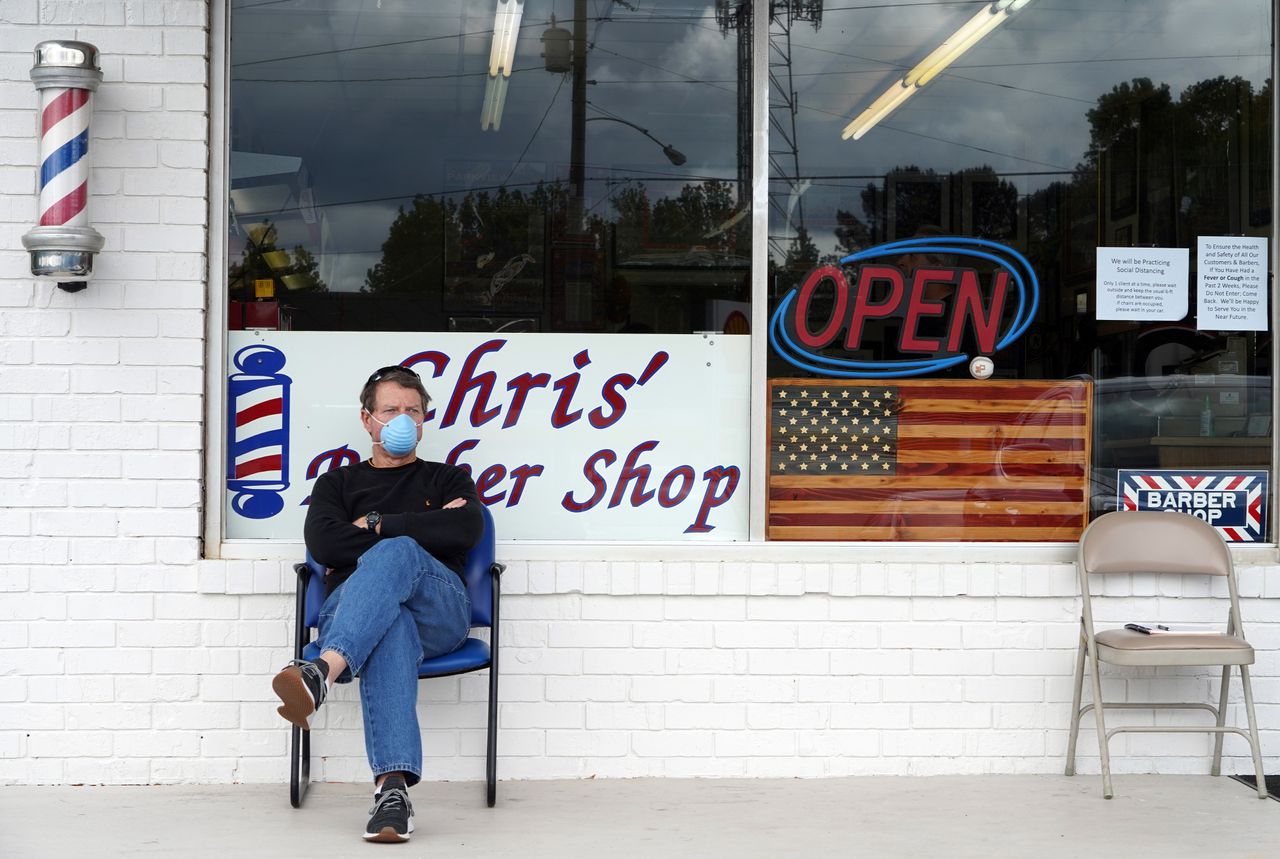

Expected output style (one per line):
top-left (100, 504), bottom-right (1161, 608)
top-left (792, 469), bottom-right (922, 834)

top-left (226, 345), bottom-right (292, 520)
top-left (38, 86), bottom-right (92, 228)
top-left (1119, 470), bottom-right (1267, 542)
top-left (22, 40), bottom-right (104, 280)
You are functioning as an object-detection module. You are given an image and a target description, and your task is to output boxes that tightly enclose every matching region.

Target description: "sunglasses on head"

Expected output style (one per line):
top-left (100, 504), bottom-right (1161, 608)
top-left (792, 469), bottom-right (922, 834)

top-left (366, 365), bottom-right (420, 385)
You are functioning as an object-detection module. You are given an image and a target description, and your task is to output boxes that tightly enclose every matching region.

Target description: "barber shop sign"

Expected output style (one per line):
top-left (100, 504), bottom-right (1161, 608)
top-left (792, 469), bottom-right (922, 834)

top-left (226, 332), bottom-right (750, 541)
top-left (769, 237), bottom-right (1040, 377)
top-left (1118, 470), bottom-right (1270, 542)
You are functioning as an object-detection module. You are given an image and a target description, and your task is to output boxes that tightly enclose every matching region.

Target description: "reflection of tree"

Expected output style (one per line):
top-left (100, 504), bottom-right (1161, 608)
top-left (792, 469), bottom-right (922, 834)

top-left (229, 221), bottom-right (328, 295)
top-left (1069, 74), bottom-right (1268, 247)
top-left (832, 206), bottom-right (871, 260)
top-left (363, 195), bottom-right (451, 295)
top-left (611, 179), bottom-right (746, 260)
top-left (1084, 77), bottom-right (1171, 166)
top-left (364, 184), bottom-right (575, 296)
top-left (364, 179), bottom-right (748, 301)
top-left (784, 226), bottom-right (820, 272)
top-left (958, 166), bottom-right (1019, 240)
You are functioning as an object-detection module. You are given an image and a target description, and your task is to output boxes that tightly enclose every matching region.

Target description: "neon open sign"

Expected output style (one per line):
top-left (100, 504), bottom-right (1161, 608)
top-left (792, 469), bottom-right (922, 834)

top-left (769, 237), bottom-right (1040, 378)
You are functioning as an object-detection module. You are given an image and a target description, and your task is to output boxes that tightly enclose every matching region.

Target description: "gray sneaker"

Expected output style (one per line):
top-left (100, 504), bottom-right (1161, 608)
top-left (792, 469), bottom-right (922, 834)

top-left (271, 658), bottom-right (328, 729)
top-left (365, 775), bottom-right (414, 843)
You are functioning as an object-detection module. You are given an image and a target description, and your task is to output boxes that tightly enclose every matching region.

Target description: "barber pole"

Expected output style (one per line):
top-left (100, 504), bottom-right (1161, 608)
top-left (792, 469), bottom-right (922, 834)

top-left (20, 40), bottom-right (105, 288)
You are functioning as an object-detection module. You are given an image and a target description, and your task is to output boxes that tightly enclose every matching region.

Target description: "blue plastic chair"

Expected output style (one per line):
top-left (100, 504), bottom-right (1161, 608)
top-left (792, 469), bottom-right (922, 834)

top-left (288, 505), bottom-right (504, 808)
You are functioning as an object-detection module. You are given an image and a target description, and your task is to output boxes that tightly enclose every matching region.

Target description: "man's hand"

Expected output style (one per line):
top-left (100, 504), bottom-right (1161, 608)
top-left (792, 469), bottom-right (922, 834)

top-left (352, 515), bottom-right (378, 533)
top-left (443, 498), bottom-right (466, 510)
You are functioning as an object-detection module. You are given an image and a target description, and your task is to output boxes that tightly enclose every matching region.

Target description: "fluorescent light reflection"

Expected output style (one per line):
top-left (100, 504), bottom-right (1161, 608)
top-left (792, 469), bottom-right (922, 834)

top-left (843, 0), bottom-right (1034, 141)
top-left (842, 82), bottom-right (915, 141)
top-left (481, 75), bottom-right (509, 132)
top-left (481, 0), bottom-right (524, 131)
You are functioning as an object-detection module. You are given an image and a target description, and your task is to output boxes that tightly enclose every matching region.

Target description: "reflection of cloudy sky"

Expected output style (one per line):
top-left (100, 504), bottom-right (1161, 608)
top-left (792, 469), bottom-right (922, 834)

top-left (790, 0), bottom-right (1270, 254)
top-left (229, 0), bottom-right (1270, 286)
top-left (231, 0), bottom-right (742, 290)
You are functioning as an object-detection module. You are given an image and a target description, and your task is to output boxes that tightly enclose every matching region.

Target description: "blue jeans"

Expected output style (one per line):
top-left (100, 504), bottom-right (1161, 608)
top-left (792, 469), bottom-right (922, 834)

top-left (317, 536), bottom-right (471, 787)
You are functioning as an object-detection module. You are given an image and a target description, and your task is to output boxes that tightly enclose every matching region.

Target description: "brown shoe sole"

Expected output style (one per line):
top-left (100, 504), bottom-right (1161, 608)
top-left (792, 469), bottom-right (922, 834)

top-left (363, 826), bottom-right (411, 843)
top-left (271, 667), bottom-right (316, 730)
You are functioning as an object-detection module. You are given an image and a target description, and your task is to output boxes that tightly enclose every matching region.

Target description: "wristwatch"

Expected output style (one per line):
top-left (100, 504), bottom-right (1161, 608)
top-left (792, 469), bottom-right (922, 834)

top-left (365, 511), bottom-right (382, 533)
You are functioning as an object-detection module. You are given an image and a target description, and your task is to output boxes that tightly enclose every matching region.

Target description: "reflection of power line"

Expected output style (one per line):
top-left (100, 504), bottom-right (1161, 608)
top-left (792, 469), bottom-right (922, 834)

top-left (795, 39), bottom-right (1268, 73)
top-left (590, 45), bottom-right (737, 96)
top-left (502, 75), bottom-right (567, 187)
top-left (230, 16), bottom-right (719, 68)
top-left (234, 51), bottom-right (1265, 86)
top-left (778, 80), bottom-right (1073, 171)
top-left (231, 0), bottom-right (300, 9)
top-left (231, 170), bottom-right (737, 220)
top-left (231, 29), bottom-right (493, 67)
top-left (234, 69), bottom-right (497, 84)
top-left (796, 168), bottom-right (1071, 181)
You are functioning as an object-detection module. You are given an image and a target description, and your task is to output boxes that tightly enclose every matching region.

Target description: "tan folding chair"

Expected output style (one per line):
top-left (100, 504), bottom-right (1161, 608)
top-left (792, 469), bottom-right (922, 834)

top-left (1065, 510), bottom-right (1267, 799)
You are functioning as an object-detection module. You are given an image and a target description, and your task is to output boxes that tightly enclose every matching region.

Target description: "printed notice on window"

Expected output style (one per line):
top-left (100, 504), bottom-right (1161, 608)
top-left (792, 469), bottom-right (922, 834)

top-left (1197, 236), bottom-right (1268, 331)
top-left (1096, 247), bottom-right (1189, 321)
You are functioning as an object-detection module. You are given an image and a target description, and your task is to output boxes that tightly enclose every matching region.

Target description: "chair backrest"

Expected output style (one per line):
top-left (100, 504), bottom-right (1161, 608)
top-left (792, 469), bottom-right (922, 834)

top-left (1079, 510), bottom-right (1231, 577)
top-left (304, 503), bottom-right (498, 630)
top-left (1076, 510), bottom-right (1241, 636)
top-left (465, 504), bottom-right (498, 628)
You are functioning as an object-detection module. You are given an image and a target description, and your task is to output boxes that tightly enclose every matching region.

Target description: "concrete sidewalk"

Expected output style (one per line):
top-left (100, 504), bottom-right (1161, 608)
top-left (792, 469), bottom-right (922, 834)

top-left (2, 774), bottom-right (1277, 858)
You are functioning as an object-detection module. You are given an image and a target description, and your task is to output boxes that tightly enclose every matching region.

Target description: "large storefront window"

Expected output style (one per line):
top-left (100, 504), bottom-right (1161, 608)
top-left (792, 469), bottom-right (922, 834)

top-left (225, 2), bottom-right (752, 541)
top-left (766, 0), bottom-right (1274, 542)
top-left (229, 0), bottom-right (750, 335)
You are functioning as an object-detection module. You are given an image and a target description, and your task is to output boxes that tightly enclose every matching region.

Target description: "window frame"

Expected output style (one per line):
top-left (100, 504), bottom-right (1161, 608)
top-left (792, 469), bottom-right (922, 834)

top-left (202, 0), bottom-right (1280, 561)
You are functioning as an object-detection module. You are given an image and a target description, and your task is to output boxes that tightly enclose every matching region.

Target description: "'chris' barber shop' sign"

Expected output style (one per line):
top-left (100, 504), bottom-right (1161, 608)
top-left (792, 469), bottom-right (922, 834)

top-left (769, 237), bottom-right (1040, 378)
top-left (225, 332), bottom-right (749, 541)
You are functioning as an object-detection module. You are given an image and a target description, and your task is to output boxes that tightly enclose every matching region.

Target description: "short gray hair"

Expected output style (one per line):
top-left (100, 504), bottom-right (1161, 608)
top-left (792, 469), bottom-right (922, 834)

top-left (359, 366), bottom-right (430, 414)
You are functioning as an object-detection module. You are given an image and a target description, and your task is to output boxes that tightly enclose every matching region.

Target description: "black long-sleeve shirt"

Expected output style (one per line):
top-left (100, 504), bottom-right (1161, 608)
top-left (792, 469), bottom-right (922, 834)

top-left (304, 458), bottom-right (483, 594)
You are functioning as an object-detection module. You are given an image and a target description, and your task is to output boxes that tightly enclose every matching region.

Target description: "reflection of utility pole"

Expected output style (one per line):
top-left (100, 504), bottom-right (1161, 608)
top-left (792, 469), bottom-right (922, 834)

top-left (569, 0), bottom-right (587, 225)
top-left (768, 2), bottom-right (822, 258)
top-left (715, 1), bottom-right (752, 208)
top-left (718, 2), bottom-right (822, 257)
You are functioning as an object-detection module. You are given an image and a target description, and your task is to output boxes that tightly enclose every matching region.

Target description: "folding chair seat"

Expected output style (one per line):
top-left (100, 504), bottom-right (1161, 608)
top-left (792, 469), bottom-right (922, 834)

top-left (1065, 510), bottom-right (1266, 799)
top-left (288, 505), bottom-right (503, 808)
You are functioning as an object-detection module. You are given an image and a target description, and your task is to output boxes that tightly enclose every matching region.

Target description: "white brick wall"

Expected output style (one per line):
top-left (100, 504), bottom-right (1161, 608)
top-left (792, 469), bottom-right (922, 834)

top-left (0, 0), bottom-right (210, 784)
top-left (0, 1), bottom-right (1278, 788)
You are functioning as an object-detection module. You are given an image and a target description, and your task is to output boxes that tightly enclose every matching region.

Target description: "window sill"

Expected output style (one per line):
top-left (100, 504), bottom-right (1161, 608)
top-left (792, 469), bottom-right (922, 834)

top-left (208, 539), bottom-right (1279, 565)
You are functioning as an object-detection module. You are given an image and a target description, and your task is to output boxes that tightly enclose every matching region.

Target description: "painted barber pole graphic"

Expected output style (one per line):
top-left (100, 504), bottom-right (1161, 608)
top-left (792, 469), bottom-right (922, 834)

top-left (20, 40), bottom-right (105, 283)
top-left (227, 345), bottom-right (292, 519)
top-left (1118, 469), bottom-right (1269, 542)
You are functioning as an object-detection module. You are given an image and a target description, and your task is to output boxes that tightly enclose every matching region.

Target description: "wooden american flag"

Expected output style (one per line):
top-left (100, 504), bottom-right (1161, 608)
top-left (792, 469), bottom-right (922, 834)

top-left (768, 379), bottom-right (1092, 541)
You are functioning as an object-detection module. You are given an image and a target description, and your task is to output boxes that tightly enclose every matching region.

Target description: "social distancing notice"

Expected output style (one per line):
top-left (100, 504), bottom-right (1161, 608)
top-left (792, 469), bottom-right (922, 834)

top-left (1118, 469), bottom-right (1269, 542)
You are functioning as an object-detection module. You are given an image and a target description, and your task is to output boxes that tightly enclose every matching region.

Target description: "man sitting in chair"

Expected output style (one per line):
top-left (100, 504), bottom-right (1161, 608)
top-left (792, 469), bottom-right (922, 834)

top-left (271, 364), bottom-right (481, 843)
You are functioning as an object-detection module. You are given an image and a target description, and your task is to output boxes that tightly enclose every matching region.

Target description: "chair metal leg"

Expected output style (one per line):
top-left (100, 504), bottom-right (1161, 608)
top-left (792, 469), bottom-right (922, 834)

top-left (290, 723), bottom-right (311, 808)
top-left (486, 664), bottom-right (498, 808)
top-left (1238, 665), bottom-right (1268, 799)
top-left (481, 563), bottom-right (501, 809)
top-left (1087, 649), bottom-right (1113, 799)
top-left (1065, 635), bottom-right (1087, 776)
top-left (486, 568), bottom-right (501, 808)
top-left (1211, 665), bottom-right (1230, 776)
top-left (289, 566), bottom-right (312, 808)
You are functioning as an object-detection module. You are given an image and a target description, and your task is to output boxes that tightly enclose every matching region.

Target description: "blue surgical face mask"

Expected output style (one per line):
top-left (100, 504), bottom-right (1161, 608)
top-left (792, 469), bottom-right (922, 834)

top-left (368, 411), bottom-right (420, 457)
